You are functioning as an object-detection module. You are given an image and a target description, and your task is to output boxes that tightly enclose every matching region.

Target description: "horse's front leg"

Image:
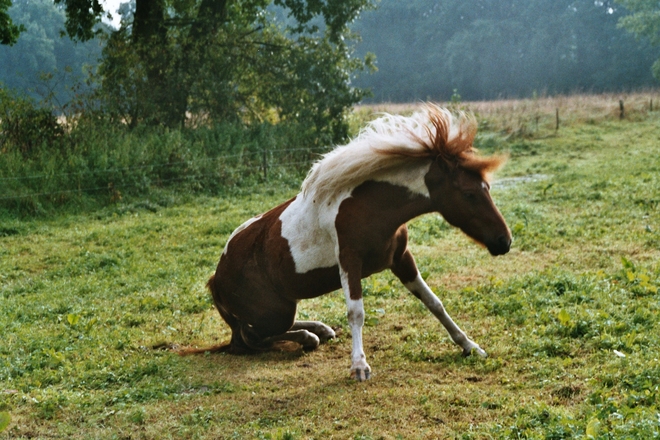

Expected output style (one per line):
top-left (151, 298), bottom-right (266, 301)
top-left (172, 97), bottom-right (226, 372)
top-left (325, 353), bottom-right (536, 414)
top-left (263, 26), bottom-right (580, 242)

top-left (392, 249), bottom-right (487, 358)
top-left (339, 253), bottom-right (371, 381)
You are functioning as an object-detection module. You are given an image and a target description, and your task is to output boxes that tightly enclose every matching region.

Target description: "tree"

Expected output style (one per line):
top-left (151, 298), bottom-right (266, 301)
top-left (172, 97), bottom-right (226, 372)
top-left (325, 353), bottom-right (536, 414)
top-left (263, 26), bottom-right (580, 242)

top-left (0, 0), bottom-right (104, 105)
top-left (616, 0), bottom-right (660, 79)
top-left (353, 0), bottom-right (658, 102)
top-left (0, 0), bottom-right (23, 45)
top-left (53, 0), bottom-right (373, 144)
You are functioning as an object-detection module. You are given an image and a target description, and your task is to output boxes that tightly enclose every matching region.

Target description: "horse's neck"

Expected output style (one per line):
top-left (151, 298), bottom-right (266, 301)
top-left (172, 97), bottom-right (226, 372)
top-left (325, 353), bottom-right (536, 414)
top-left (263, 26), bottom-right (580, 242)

top-left (370, 162), bottom-right (435, 227)
top-left (346, 179), bottom-right (434, 234)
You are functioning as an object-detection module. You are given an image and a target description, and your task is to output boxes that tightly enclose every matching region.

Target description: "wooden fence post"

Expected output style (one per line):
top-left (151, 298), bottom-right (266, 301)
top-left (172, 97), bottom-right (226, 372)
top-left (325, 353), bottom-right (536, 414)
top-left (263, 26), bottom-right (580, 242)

top-left (262, 149), bottom-right (268, 181)
top-left (555, 108), bottom-right (559, 132)
top-left (619, 100), bottom-right (624, 119)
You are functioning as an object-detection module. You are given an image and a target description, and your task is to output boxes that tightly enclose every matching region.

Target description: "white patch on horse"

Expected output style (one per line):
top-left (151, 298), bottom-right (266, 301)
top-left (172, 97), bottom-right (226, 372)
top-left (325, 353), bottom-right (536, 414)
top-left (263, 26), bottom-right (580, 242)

top-left (340, 268), bottom-right (370, 380)
top-left (404, 273), bottom-right (487, 358)
top-left (372, 161), bottom-right (432, 198)
top-left (279, 192), bottom-right (350, 274)
top-left (222, 215), bottom-right (262, 255)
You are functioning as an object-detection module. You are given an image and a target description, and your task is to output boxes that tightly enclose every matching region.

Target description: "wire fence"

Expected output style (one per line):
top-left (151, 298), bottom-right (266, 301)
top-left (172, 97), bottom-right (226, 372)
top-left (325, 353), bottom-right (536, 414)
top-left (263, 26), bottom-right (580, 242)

top-left (0, 147), bottom-right (327, 204)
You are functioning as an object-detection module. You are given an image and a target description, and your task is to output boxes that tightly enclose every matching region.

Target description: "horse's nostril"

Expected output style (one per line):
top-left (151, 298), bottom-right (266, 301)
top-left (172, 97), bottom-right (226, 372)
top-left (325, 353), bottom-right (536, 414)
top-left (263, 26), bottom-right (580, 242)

top-left (487, 235), bottom-right (511, 256)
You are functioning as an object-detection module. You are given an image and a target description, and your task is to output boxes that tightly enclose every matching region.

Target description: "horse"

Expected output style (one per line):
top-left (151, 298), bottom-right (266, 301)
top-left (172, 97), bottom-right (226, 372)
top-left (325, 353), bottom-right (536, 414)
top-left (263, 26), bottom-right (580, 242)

top-left (188, 105), bottom-right (511, 381)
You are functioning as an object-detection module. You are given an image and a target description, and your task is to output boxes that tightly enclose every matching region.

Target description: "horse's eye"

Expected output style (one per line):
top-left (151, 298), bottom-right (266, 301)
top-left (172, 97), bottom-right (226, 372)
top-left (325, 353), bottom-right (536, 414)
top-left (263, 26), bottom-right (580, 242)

top-left (463, 192), bottom-right (477, 201)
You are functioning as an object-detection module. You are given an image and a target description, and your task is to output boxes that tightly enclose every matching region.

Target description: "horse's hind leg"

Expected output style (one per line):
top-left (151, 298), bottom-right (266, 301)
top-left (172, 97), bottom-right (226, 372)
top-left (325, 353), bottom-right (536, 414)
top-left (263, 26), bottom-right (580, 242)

top-left (260, 329), bottom-right (322, 351)
top-left (240, 322), bottom-right (335, 352)
top-left (291, 321), bottom-right (336, 342)
top-left (392, 249), bottom-right (488, 358)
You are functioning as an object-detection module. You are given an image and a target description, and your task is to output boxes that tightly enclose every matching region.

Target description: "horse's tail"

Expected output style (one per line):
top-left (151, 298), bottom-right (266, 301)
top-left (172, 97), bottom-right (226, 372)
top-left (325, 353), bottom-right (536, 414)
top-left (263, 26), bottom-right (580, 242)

top-left (177, 343), bottom-right (233, 356)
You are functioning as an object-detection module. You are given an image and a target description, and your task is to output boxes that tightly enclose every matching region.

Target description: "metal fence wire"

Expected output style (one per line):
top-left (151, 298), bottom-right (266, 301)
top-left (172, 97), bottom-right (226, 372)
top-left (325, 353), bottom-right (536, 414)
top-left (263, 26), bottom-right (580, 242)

top-left (0, 147), bottom-right (326, 202)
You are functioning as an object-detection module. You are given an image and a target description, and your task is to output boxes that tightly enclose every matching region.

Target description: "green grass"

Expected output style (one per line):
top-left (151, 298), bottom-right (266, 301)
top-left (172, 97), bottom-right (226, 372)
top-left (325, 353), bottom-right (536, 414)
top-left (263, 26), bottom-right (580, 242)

top-left (1, 107), bottom-right (660, 438)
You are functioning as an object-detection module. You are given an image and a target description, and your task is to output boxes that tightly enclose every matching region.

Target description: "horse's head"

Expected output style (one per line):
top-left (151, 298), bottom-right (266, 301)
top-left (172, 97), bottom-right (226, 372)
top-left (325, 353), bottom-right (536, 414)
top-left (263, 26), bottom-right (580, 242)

top-left (425, 159), bottom-right (511, 256)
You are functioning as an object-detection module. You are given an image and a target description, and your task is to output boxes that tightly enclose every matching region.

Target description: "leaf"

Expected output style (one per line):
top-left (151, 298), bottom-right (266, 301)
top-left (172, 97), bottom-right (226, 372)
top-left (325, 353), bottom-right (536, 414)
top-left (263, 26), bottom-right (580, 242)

top-left (67, 313), bottom-right (80, 326)
top-left (0, 412), bottom-right (10, 433)
top-left (621, 256), bottom-right (635, 270)
top-left (557, 309), bottom-right (572, 326)
top-left (586, 417), bottom-right (601, 438)
top-left (626, 270), bottom-right (636, 283)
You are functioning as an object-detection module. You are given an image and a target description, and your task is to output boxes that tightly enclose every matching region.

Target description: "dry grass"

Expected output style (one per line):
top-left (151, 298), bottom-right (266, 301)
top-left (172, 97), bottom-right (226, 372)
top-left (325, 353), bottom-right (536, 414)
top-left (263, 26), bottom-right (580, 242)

top-left (355, 90), bottom-right (660, 136)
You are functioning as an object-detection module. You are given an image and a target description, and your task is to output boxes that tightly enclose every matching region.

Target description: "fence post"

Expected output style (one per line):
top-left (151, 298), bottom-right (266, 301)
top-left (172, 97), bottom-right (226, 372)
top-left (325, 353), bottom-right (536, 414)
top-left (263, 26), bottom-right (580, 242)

top-left (619, 100), bottom-right (624, 120)
top-left (262, 149), bottom-right (268, 181)
top-left (555, 108), bottom-right (559, 132)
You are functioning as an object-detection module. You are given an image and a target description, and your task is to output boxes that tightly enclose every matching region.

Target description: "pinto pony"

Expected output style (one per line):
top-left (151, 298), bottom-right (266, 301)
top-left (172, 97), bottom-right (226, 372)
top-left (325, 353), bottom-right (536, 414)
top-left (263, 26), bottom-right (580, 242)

top-left (197, 105), bottom-right (511, 381)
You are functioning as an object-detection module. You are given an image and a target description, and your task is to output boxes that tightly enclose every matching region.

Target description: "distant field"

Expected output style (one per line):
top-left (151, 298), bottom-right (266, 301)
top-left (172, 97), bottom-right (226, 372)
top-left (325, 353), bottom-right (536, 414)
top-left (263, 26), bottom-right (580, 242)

top-left (1, 96), bottom-right (660, 439)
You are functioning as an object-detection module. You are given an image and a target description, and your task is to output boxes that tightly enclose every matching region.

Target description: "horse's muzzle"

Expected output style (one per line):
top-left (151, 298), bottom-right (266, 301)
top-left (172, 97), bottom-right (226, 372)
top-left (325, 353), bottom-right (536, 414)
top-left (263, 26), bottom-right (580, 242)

top-left (487, 234), bottom-right (511, 256)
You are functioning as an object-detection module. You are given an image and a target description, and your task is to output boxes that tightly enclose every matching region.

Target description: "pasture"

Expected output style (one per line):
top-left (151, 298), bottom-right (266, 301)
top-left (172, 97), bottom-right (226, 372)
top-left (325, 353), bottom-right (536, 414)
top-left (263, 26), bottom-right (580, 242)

top-left (1, 97), bottom-right (660, 438)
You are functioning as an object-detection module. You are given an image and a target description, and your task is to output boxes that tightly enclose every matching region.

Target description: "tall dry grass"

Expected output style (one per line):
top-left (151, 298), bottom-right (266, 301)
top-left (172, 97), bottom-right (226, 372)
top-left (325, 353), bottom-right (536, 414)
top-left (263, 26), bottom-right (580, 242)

top-left (355, 90), bottom-right (660, 137)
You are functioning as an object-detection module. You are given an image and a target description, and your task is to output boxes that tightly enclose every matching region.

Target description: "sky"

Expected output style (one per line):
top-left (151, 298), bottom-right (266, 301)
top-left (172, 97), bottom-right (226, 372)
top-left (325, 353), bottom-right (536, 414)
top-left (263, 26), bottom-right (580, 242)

top-left (100, 0), bottom-right (125, 28)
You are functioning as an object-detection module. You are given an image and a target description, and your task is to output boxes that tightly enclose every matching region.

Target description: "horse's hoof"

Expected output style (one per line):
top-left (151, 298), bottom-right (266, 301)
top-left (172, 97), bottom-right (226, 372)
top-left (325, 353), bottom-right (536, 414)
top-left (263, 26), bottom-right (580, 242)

top-left (317, 329), bottom-right (336, 343)
top-left (463, 346), bottom-right (488, 358)
top-left (350, 368), bottom-right (371, 381)
top-left (302, 333), bottom-right (321, 351)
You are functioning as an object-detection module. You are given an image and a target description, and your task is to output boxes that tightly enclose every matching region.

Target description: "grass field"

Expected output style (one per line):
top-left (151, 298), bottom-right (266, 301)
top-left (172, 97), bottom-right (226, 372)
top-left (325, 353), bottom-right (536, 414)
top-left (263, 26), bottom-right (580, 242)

top-left (1, 96), bottom-right (660, 438)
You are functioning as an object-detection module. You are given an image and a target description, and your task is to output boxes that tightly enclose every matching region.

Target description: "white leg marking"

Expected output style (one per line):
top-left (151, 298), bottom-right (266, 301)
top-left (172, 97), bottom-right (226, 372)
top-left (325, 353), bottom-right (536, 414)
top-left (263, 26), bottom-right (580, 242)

top-left (340, 269), bottom-right (371, 380)
top-left (404, 273), bottom-right (487, 358)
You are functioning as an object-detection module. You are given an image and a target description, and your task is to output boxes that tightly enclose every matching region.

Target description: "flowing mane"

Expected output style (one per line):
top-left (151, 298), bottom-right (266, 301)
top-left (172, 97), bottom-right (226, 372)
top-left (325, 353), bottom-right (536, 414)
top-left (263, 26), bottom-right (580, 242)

top-left (301, 104), bottom-right (505, 202)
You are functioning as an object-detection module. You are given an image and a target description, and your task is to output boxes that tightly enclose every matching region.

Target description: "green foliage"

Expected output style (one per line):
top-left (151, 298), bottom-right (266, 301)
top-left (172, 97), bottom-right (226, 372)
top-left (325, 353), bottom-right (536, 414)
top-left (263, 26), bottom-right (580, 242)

top-left (353, 0), bottom-right (659, 101)
top-left (616, 0), bottom-right (660, 80)
top-left (0, 0), bottom-right (23, 45)
top-left (57, 0), bottom-right (374, 141)
top-left (0, 0), bottom-right (103, 104)
top-left (0, 88), bottom-right (64, 157)
top-left (0, 109), bottom-right (319, 214)
top-left (616, 0), bottom-right (660, 46)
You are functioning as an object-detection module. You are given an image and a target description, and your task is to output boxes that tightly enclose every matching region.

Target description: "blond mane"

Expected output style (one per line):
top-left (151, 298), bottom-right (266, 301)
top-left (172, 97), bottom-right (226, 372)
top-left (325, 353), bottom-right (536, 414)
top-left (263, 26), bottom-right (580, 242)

top-left (301, 104), bottom-right (505, 202)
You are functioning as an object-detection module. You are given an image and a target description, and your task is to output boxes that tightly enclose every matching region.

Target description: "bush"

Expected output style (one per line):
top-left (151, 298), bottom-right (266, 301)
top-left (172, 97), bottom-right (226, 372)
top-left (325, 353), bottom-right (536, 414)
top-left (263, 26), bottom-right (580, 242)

top-left (0, 94), bottom-right (327, 216)
top-left (0, 88), bottom-right (64, 157)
